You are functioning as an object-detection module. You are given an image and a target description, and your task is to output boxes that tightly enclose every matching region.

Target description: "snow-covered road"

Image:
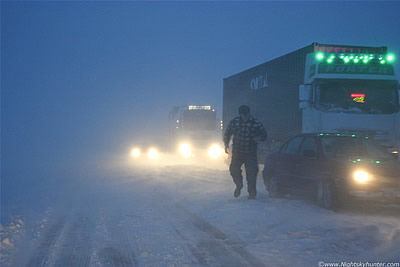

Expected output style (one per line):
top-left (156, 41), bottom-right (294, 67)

top-left (1, 156), bottom-right (400, 266)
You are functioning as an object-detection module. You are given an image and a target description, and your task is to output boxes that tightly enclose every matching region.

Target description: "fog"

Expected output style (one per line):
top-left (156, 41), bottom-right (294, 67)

top-left (2, 1), bottom-right (400, 222)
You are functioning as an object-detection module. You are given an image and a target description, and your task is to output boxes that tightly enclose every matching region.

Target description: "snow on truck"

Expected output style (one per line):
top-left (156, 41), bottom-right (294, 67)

top-left (223, 42), bottom-right (399, 157)
top-left (169, 105), bottom-right (224, 159)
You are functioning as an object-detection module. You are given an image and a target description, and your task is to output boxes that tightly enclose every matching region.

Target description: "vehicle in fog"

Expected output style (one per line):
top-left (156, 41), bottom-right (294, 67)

top-left (263, 133), bottom-right (400, 210)
top-left (169, 105), bottom-right (224, 159)
top-left (130, 141), bottom-right (164, 160)
top-left (131, 146), bottom-right (160, 160)
top-left (223, 42), bottom-right (400, 158)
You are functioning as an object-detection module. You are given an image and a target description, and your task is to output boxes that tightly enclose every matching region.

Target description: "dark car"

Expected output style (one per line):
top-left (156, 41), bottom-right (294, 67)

top-left (262, 133), bottom-right (400, 210)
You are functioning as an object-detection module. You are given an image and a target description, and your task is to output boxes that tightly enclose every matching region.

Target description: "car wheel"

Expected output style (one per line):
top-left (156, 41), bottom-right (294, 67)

top-left (317, 180), bottom-right (339, 210)
top-left (268, 175), bottom-right (282, 198)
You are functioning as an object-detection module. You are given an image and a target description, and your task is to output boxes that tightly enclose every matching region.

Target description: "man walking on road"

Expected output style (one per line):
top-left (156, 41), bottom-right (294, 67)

top-left (224, 105), bottom-right (267, 199)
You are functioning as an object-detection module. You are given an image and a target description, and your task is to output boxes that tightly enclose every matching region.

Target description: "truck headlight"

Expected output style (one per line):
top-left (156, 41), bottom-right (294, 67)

top-left (148, 148), bottom-right (159, 159)
top-left (131, 147), bottom-right (141, 158)
top-left (208, 144), bottom-right (223, 159)
top-left (354, 170), bottom-right (369, 183)
top-left (179, 143), bottom-right (192, 158)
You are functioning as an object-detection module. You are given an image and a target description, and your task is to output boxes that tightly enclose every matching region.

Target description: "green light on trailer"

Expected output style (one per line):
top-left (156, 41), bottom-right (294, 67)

top-left (354, 58), bottom-right (359, 63)
top-left (363, 59), bottom-right (368, 63)
top-left (357, 158), bottom-right (361, 162)
top-left (380, 60), bottom-right (386, 64)
top-left (365, 136), bottom-right (369, 139)
top-left (316, 52), bottom-right (324, 61)
top-left (387, 54), bottom-right (395, 62)
top-left (349, 56), bottom-right (354, 59)
top-left (352, 134), bottom-right (356, 137)
top-left (376, 161), bottom-right (381, 164)
top-left (340, 55), bottom-right (345, 59)
top-left (344, 57), bottom-right (350, 63)
top-left (327, 58), bottom-right (333, 64)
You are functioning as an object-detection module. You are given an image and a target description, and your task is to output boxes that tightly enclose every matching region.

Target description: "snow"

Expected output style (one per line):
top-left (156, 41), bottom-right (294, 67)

top-left (1, 154), bottom-right (400, 266)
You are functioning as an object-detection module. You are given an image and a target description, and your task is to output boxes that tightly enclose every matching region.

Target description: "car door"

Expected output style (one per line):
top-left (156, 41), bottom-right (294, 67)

top-left (275, 136), bottom-right (304, 192)
top-left (294, 136), bottom-right (321, 198)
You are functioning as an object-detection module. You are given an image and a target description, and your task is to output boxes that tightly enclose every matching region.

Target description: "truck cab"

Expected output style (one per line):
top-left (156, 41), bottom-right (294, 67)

top-left (169, 105), bottom-right (224, 159)
top-left (299, 44), bottom-right (400, 151)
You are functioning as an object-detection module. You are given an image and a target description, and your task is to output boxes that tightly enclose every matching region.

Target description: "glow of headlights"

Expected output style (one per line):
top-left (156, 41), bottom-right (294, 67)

top-left (208, 144), bottom-right (222, 159)
top-left (354, 170), bottom-right (369, 183)
top-left (131, 148), bottom-right (141, 158)
top-left (148, 148), bottom-right (159, 159)
top-left (179, 144), bottom-right (192, 158)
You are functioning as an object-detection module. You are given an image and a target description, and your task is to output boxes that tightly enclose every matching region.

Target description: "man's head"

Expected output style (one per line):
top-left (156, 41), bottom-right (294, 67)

top-left (238, 105), bottom-right (250, 122)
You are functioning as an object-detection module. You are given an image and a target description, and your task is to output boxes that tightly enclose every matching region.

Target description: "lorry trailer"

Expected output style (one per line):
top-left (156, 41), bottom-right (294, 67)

top-left (223, 42), bottom-right (399, 155)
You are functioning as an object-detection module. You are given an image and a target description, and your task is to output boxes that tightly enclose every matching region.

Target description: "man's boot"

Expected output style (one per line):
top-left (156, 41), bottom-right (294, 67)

top-left (234, 187), bottom-right (242, 198)
top-left (248, 193), bottom-right (256, 200)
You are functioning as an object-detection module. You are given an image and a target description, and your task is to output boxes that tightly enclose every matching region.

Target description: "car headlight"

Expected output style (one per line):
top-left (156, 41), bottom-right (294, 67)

top-left (148, 148), bottom-right (159, 159)
top-left (208, 144), bottom-right (223, 159)
top-left (354, 170), bottom-right (369, 183)
top-left (131, 147), bottom-right (141, 158)
top-left (179, 143), bottom-right (192, 158)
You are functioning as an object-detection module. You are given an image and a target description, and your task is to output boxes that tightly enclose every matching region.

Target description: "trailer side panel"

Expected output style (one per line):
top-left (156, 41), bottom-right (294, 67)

top-left (223, 44), bottom-right (313, 143)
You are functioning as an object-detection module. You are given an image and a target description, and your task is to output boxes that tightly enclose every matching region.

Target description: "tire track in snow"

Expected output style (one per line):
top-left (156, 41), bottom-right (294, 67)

top-left (26, 217), bottom-right (66, 267)
top-left (149, 166), bottom-right (266, 266)
top-left (50, 215), bottom-right (94, 266)
top-left (90, 210), bottom-right (138, 267)
top-left (25, 213), bottom-right (95, 267)
top-left (184, 207), bottom-right (266, 267)
top-left (169, 209), bottom-right (265, 267)
top-left (149, 181), bottom-right (266, 267)
top-left (97, 245), bottom-right (137, 266)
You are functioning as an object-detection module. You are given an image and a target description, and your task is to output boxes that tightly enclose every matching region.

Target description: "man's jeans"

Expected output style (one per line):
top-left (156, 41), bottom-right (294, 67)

top-left (229, 152), bottom-right (259, 196)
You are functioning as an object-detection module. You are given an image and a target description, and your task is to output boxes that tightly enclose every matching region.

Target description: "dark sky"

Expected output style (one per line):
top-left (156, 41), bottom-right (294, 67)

top-left (2, 1), bottom-right (400, 173)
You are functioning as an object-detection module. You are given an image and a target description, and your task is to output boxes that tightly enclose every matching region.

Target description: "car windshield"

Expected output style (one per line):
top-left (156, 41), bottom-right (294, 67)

top-left (320, 136), bottom-right (393, 160)
top-left (316, 79), bottom-right (399, 114)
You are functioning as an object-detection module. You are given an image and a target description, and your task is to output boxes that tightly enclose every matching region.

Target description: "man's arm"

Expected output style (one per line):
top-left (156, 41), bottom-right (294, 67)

top-left (253, 121), bottom-right (267, 143)
top-left (223, 120), bottom-right (233, 153)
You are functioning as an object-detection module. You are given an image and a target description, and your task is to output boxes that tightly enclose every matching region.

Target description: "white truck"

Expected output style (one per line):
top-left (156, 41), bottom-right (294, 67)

top-left (223, 42), bottom-right (399, 156)
top-left (169, 105), bottom-right (223, 159)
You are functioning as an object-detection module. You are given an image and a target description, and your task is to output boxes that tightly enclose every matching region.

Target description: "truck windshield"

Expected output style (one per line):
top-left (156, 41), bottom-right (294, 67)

top-left (316, 79), bottom-right (399, 114)
top-left (320, 136), bottom-right (393, 160)
top-left (182, 110), bottom-right (216, 131)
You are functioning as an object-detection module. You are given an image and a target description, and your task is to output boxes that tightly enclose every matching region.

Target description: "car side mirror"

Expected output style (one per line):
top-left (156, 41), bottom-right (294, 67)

top-left (303, 149), bottom-right (317, 158)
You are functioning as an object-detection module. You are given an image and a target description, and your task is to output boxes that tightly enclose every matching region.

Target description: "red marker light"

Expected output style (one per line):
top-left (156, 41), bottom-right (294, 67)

top-left (351, 94), bottom-right (365, 98)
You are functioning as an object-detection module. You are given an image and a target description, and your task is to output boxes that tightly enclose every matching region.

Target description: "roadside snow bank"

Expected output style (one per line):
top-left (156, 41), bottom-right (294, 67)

top-left (0, 216), bottom-right (25, 266)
